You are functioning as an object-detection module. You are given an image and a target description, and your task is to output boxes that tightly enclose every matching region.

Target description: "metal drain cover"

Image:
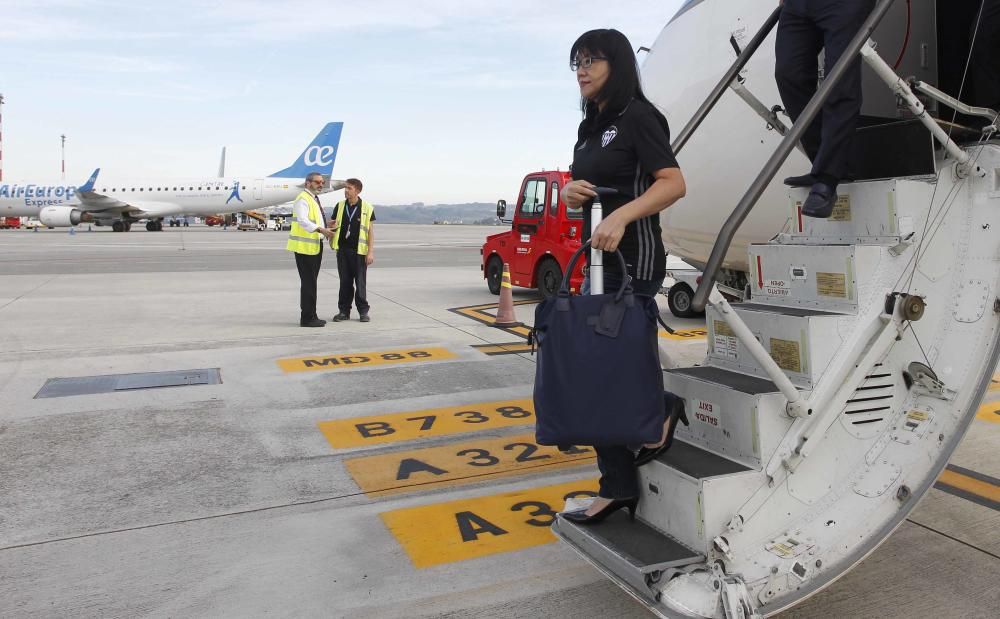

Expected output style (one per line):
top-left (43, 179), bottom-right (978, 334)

top-left (35, 368), bottom-right (222, 399)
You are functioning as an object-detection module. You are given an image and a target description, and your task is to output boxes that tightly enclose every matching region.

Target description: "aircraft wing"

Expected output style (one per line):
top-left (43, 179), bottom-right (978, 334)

top-left (75, 168), bottom-right (129, 213)
top-left (74, 169), bottom-right (180, 218)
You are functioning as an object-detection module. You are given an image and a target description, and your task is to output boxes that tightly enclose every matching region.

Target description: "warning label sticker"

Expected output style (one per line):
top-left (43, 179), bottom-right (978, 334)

top-left (829, 195), bottom-right (851, 221)
top-left (712, 320), bottom-right (738, 361)
top-left (816, 272), bottom-right (848, 298)
top-left (769, 338), bottom-right (802, 373)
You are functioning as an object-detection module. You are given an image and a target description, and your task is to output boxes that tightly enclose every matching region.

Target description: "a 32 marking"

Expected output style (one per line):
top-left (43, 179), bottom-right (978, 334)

top-left (344, 434), bottom-right (594, 497)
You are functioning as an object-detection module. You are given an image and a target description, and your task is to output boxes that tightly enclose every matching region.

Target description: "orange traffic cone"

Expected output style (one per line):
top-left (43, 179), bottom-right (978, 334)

top-left (493, 263), bottom-right (521, 328)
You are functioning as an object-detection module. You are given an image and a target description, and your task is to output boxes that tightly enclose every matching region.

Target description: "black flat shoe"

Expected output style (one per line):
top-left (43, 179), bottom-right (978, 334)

top-left (332, 313), bottom-right (349, 322)
top-left (561, 497), bottom-right (638, 524)
top-left (300, 318), bottom-right (326, 327)
top-left (801, 182), bottom-right (838, 218)
top-left (635, 396), bottom-right (689, 466)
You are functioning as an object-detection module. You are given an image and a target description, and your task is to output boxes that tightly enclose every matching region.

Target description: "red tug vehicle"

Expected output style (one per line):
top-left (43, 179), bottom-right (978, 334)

top-left (480, 170), bottom-right (586, 297)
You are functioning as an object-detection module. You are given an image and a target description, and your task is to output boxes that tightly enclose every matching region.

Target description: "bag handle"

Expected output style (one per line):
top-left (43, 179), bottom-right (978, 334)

top-left (560, 239), bottom-right (631, 301)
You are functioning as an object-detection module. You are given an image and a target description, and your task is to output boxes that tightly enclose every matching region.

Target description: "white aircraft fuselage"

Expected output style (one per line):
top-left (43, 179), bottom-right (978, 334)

top-left (0, 177), bottom-right (326, 223)
top-left (0, 121), bottom-right (345, 230)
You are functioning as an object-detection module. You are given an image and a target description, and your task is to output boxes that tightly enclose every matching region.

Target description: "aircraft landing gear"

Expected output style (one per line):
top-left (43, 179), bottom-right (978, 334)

top-left (146, 220), bottom-right (164, 232)
top-left (112, 221), bottom-right (134, 232)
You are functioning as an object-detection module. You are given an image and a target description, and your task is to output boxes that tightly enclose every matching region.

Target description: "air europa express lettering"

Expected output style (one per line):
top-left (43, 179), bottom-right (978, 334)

top-left (0, 184), bottom-right (77, 199)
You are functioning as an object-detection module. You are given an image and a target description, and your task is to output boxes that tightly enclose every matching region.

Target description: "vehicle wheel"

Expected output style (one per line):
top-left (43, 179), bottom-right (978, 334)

top-left (124, 222), bottom-right (132, 232)
top-left (485, 256), bottom-right (503, 295)
top-left (112, 221), bottom-right (124, 232)
top-left (667, 283), bottom-right (700, 318)
top-left (146, 221), bottom-right (155, 231)
top-left (536, 259), bottom-right (562, 299)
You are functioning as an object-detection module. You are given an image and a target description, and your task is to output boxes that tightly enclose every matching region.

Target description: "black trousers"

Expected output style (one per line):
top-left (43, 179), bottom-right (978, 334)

top-left (970, 1), bottom-right (1000, 111)
top-left (337, 249), bottom-right (369, 315)
top-left (582, 270), bottom-right (665, 500)
top-left (294, 248), bottom-right (323, 321)
top-left (775, 0), bottom-right (875, 183)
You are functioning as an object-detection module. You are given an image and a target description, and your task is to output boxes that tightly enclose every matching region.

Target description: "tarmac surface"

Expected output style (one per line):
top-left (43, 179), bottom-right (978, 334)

top-left (1, 225), bottom-right (997, 618)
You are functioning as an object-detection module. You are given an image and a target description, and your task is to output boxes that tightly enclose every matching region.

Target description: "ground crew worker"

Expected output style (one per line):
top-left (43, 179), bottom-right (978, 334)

top-left (287, 172), bottom-right (336, 327)
top-left (330, 178), bottom-right (375, 322)
top-left (775, 0), bottom-right (875, 218)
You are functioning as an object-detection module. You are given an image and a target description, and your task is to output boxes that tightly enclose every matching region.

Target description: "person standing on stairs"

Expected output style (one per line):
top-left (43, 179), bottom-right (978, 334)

top-left (558, 28), bottom-right (688, 525)
top-left (774, 0), bottom-right (876, 218)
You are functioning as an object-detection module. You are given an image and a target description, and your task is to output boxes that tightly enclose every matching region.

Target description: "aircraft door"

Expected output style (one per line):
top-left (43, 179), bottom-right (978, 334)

top-left (253, 180), bottom-right (263, 200)
top-left (513, 177), bottom-right (546, 276)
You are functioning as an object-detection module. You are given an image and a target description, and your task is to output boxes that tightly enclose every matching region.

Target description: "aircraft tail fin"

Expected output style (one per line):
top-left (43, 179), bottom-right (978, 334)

top-left (269, 122), bottom-right (344, 179)
top-left (218, 147), bottom-right (226, 178)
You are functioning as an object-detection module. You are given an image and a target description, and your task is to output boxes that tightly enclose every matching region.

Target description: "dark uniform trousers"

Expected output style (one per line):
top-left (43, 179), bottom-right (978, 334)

top-left (337, 249), bottom-right (369, 315)
top-left (775, 0), bottom-right (875, 183)
top-left (295, 248), bottom-right (323, 322)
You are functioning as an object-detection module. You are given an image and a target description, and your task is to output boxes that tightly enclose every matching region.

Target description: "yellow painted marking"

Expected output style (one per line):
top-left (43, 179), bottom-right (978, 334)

top-left (659, 328), bottom-right (707, 341)
top-left (472, 342), bottom-right (534, 355)
top-left (318, 399), bottom-right (536, 448)
top-left (381, 479), bottom-right (599, 568)
top-left (277, 347), bottom-right (455, 373)
top-left (450, 301), bottom-right (536, 338)
top-left (345, 434), bottom-right (594, 497)
top-left (976, 401), bottom-right (1000, 424)
top-left (938, 469), bottom-right (1000, 503)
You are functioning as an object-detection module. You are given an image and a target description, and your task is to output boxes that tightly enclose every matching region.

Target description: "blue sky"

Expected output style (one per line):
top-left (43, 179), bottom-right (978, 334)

top-left (0, 0), bottom-right (685, 204)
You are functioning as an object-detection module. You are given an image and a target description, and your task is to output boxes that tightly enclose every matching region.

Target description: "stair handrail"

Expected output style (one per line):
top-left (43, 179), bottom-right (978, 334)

top-left (671, 6), bottom-right (782, 156)
top-left (691, 0), bottom-right (899, 312)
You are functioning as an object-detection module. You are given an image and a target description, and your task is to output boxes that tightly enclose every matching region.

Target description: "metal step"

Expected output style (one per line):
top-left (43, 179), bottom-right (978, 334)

top-left (665, 367), bottom-right (788, 470)
top-left (639, 438), bottom-right (762, 554)
top-left (706, 302), bottom-right (848, 389)
top-left (553, 510), bottom-right (703, 597)
top-left (747, 243), bottom-right (884, 314)
top-left (775, 177), bottom-right (934, 246)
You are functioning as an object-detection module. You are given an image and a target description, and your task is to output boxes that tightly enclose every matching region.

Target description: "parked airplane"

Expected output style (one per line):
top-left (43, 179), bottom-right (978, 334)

top-left (0, 122), bottom-right (345, 231)
top-left (554, 1), bottom-right (999, 617)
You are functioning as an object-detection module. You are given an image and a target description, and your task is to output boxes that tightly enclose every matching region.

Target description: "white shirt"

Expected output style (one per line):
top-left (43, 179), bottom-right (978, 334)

top-left (293, 192), bottom-right (322, 233)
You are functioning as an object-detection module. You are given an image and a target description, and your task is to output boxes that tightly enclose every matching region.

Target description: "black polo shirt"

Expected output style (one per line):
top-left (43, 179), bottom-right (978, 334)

top-left (571, 98), bottom-right (679, 282)
top-left (334, 200), bottom-right (375, 252)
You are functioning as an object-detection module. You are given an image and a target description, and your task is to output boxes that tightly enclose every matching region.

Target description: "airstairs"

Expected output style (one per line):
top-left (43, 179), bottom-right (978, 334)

top-left (552, 2), bottom-right (999, 617)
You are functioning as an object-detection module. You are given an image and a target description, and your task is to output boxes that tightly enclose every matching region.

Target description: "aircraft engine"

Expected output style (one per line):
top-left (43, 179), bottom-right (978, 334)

top-left (38, 206), bottom-right (91, 227)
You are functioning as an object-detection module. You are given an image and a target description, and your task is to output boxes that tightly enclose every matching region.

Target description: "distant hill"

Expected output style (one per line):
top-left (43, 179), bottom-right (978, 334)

top-left (371, 203), bottom-right (503, 225)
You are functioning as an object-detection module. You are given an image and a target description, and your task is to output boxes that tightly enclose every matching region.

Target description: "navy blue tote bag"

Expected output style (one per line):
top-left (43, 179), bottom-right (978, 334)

top-left (532, 242), bottom-right (663, 447)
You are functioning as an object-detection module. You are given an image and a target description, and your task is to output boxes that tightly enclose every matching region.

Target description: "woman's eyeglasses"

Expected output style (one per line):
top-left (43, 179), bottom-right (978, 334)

top-left (570, 56), bottom-right (607, 71)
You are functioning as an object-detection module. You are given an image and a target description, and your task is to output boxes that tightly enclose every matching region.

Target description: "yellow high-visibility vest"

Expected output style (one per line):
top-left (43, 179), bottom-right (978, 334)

top-left (331, 200), bottom-right (374, 255)
top-left (286, 191), bottom-right (323, 255)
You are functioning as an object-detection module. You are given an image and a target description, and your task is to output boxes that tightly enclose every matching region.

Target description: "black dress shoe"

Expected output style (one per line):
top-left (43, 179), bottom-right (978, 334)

top-left (300, 318), bottom-right (326, 327)
top-left (359, 314), bottom-right (371, 322)
top-left (635, 395), bottom-right (689, 466)
top-left (784, 173), bottom-right (816, 187)
top-left (561, 497), bottom-right (638, 524)
top-left (801, 182), bottom-right (838, 218)
top-left (332, 313), bottom-right (349, 322)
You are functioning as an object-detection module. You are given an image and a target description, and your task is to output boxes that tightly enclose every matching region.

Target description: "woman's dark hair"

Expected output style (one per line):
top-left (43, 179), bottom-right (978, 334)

top-left (570, 28), bottom-right (666, 139)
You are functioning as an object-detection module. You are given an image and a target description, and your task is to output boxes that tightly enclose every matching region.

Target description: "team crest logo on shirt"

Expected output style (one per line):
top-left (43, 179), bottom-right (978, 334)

top-left (601, 126), bottom-right (618, 148)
